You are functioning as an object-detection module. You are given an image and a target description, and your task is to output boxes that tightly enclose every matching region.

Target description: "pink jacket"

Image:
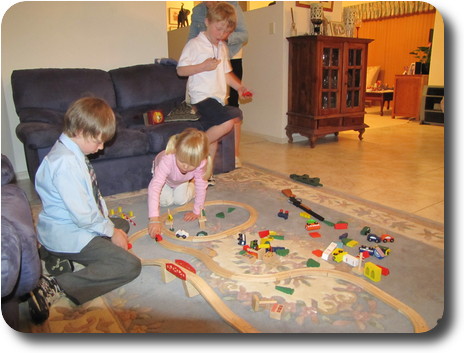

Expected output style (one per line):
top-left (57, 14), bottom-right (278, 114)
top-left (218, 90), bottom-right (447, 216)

top-left (147, 151), bottom-right (208, 217)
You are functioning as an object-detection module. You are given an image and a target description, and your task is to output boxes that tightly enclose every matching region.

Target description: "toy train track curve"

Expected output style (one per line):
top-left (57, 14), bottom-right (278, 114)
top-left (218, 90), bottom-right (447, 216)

top-left (159, 200), bottom-right (258, 242)
top-left (128, 200), bottom-right (429, 334)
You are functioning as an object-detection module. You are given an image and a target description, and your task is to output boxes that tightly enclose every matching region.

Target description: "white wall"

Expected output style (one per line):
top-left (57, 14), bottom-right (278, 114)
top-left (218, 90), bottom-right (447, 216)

top-left (1, 1), bottom-right (168, 178)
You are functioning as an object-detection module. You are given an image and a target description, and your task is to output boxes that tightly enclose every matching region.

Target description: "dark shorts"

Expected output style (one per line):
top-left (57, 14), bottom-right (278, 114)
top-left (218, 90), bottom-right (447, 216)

top-left (194, 98), bottom-right (243, 131)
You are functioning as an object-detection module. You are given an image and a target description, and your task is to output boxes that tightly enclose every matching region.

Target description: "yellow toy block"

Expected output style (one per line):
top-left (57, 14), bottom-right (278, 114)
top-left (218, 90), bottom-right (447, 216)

top-left (364, 262), bottom-right (382, 282)
top-left (345, 239), bottom-right (359, 247)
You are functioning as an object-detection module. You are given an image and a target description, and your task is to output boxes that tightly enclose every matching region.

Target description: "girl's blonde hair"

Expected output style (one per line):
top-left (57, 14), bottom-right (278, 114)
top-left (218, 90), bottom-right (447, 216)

top-left (166, 128), bottom-right (212, 180)
top-left (63, 97), bottom-right (116, 142)
top-left (206, 2), bottom-right (237, 31)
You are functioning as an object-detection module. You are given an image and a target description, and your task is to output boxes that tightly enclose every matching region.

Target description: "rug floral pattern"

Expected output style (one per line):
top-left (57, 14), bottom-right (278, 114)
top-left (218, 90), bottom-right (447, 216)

top-left (29, 166), bottom-right (443, 333)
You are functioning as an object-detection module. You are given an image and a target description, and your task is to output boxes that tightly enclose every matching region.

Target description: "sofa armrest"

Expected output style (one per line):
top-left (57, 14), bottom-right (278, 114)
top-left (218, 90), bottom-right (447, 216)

top-left (16, 122), bottom-right (62, 150)
top-left (1, 217), bottom-right (21, 298)
top-left (16, 108), bottom-right (64, 125)
top-left (1, 154), bottom-right (15, 185)
top-left (1, 185), bottom-right (41, 298)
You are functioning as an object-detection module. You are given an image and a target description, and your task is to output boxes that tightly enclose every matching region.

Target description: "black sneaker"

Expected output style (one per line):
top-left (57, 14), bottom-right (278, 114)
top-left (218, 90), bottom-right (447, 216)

top-left (39, 246), bottom-right (74, 276)
top-left (44, 255), bottom-right (74, 276)
top-left (28, 275), bottom-right (63, 324)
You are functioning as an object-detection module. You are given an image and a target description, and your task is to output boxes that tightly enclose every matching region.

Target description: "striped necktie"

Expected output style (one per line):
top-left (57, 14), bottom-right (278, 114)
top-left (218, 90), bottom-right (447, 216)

top-left (84, 156), bottom-right (104, 214)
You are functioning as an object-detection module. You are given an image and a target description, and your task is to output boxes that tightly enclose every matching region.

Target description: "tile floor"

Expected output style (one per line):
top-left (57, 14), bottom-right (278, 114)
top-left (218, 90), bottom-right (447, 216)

top-left (17, 107), bottom-right (444, 225)
top-left (239, 107), bottom-right (444, 224)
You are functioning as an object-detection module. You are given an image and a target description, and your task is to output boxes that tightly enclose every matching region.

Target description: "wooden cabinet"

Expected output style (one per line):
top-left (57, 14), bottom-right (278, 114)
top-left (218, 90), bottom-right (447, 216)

top-left (392, 75), bottom-right (428, 120)
top-left (286, 35), bottom-right (373, 148)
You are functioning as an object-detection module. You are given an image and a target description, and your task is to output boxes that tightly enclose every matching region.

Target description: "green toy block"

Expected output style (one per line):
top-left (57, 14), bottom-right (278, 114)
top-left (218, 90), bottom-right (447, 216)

top-left (306, 258), bottom-right (320, 267)
top-left (272, 235), bottom-right (285, 240)
top-left (275, 249), bottom-right (290, 256)
top-left (227, 207), bottom-right (236, 213)
top-left (275, 286), bottom-right (294, 295)
top-left (216, 212), bottom-right (225, 218)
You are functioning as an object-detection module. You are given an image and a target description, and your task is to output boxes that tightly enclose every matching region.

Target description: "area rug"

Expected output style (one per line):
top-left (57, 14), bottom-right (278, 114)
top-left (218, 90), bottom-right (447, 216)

top-left (28, 165), bottom-right (444, 334)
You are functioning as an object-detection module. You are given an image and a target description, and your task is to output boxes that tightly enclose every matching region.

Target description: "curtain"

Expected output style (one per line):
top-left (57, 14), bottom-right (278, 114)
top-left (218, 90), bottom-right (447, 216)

top-left (357, 10), bottom-right (436, 87)
top-left (346, 1), bottom-right (435, 21)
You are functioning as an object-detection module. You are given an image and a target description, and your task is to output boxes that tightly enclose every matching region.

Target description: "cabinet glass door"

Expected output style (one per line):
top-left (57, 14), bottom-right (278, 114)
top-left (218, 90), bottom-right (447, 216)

top-left (321, 46), bottom-right (340, 112)
top-left (345, 47), bottom-right (363, 109)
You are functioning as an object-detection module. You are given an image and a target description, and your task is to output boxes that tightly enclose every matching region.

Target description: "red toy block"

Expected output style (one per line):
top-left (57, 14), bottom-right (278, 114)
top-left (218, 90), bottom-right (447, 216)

top-left (309, 232), bottom-right (321, 238)
top-left (312, 249), bottom-right (323, 257)
top-left (334, 222), bottom-right (348, 229)
top-left (361, 251), bottom-right (370, 259)
top-left (127, 243), bottom-right (132, 249)
top-left (305, 223), bottom-right (321, 231)
top-left (259, 230), bottom-right (270, 238)
top-left (376, 264), bottom-right (390, 276)
top-left (154, 234), bottom-right (163, 242)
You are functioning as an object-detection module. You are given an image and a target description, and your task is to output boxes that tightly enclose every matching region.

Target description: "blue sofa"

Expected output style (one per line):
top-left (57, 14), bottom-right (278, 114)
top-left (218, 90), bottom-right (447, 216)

top-left (11, 63), bottom-right (235, 196)
top-left (1, 154), bottom-right (41, 330)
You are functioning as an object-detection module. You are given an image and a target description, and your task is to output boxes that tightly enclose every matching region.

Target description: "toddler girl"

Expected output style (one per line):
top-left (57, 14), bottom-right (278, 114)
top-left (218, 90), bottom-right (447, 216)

top-left (147, 128), bottom-right (212, 238)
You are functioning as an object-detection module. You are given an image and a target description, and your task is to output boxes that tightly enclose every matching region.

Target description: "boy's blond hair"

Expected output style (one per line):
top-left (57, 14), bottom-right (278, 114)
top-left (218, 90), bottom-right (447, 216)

top-left (165, 128), bottom-right (212, 180)
top-left (63, 97), bottom-right (116, 142)
top-left (206, 2), bottom-right (237, 31)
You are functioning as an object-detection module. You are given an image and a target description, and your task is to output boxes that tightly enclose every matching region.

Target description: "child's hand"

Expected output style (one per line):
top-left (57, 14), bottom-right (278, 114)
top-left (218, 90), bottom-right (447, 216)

top-left (148, 222), bottom-right (162, 239)
top-left (202, 58), bottom-right (221, 71)
top-left (184, 212), bottom-right (199, 222)
top-left (111, 228), bottom-right (129, 250)
top-left (238, 86), bottom-right (253, 99)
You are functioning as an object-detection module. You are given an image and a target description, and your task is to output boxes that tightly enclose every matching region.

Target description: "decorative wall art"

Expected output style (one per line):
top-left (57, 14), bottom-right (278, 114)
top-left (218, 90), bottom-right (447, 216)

top-left (296, 1), bottom-right (334, 12)
top-left (168, 8), bottom-right (180, 25)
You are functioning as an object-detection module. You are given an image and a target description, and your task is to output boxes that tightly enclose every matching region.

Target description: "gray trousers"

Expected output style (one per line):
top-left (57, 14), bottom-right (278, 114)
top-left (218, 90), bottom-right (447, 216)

top-left (50, 236), bottom-right (141, 304)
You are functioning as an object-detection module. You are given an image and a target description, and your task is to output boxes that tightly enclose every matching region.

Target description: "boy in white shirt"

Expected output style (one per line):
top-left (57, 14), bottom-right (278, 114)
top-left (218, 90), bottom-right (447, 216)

top-left (177, 2), bottom-right (250, 168)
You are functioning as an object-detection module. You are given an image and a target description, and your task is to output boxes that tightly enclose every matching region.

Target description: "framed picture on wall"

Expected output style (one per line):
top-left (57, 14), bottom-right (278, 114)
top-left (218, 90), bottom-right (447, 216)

top-left (330, 21), bottom-right (346, 37)
top-left (169, 8), bottom-right (180, 25)
top-left (296, 1), bottom-right (334, 12)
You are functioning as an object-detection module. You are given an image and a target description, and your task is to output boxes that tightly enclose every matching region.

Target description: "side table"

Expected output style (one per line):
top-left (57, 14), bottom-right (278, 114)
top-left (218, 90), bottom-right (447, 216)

top-left (365, 90), bottom-right (394, 116)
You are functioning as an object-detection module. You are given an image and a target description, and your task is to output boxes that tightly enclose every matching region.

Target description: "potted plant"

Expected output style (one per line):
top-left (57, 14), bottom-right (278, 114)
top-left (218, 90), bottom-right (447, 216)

top-left (409, 44), bottom-right (431, 74)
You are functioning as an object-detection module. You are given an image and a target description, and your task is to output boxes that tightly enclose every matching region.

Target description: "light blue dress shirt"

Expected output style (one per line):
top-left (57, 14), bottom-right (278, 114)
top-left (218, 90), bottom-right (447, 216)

top-left (188, 1), bottom-right (248, 59)
top-left (35, 133), bottom-right (114, 253)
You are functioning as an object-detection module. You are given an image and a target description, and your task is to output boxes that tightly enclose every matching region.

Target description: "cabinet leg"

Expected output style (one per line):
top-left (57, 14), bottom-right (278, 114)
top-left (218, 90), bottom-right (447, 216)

top-left (357, 129), bottom-right (365, 141)
top-left (286, 129), bottom-right (293, 143)
top-left (309, 136), bottom-right (317, 148)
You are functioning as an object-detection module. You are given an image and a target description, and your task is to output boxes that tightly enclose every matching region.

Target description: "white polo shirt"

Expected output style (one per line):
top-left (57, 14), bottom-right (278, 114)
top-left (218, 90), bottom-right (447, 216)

top-left (178, 32), bottom-right (232, 105)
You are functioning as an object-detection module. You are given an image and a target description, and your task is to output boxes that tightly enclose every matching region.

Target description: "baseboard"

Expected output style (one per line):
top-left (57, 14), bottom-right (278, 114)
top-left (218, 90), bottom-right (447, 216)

top-left (15, 171), bottom-right (30, 181)
top-left (241, 130), bottom-right (308, 144)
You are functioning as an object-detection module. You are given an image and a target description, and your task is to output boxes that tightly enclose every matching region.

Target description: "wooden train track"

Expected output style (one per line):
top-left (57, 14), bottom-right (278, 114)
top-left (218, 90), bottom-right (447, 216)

top-left (128, 201), bottom-right (429, 334)
top-left (159, 200), bottom-right (258, 242)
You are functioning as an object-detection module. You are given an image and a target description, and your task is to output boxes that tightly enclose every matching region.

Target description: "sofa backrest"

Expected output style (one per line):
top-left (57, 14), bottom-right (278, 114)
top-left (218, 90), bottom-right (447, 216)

top-left (11, 68), bottom-right (117, 122)
top-left (109, 63), bottom-right (187, 127)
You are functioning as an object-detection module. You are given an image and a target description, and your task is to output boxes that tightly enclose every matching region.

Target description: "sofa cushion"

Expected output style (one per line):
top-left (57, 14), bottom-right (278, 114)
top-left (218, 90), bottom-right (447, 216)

top-left (116, 97), bottom-right (184, 128)
top-left (144, 121), bottom-right (203, 154)
top-left (90, 128), bottom-right (149, 161)
top-left (109, 64), bottom-right (187, 127)
top-left (11, 68), bottom-right (117, 115)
